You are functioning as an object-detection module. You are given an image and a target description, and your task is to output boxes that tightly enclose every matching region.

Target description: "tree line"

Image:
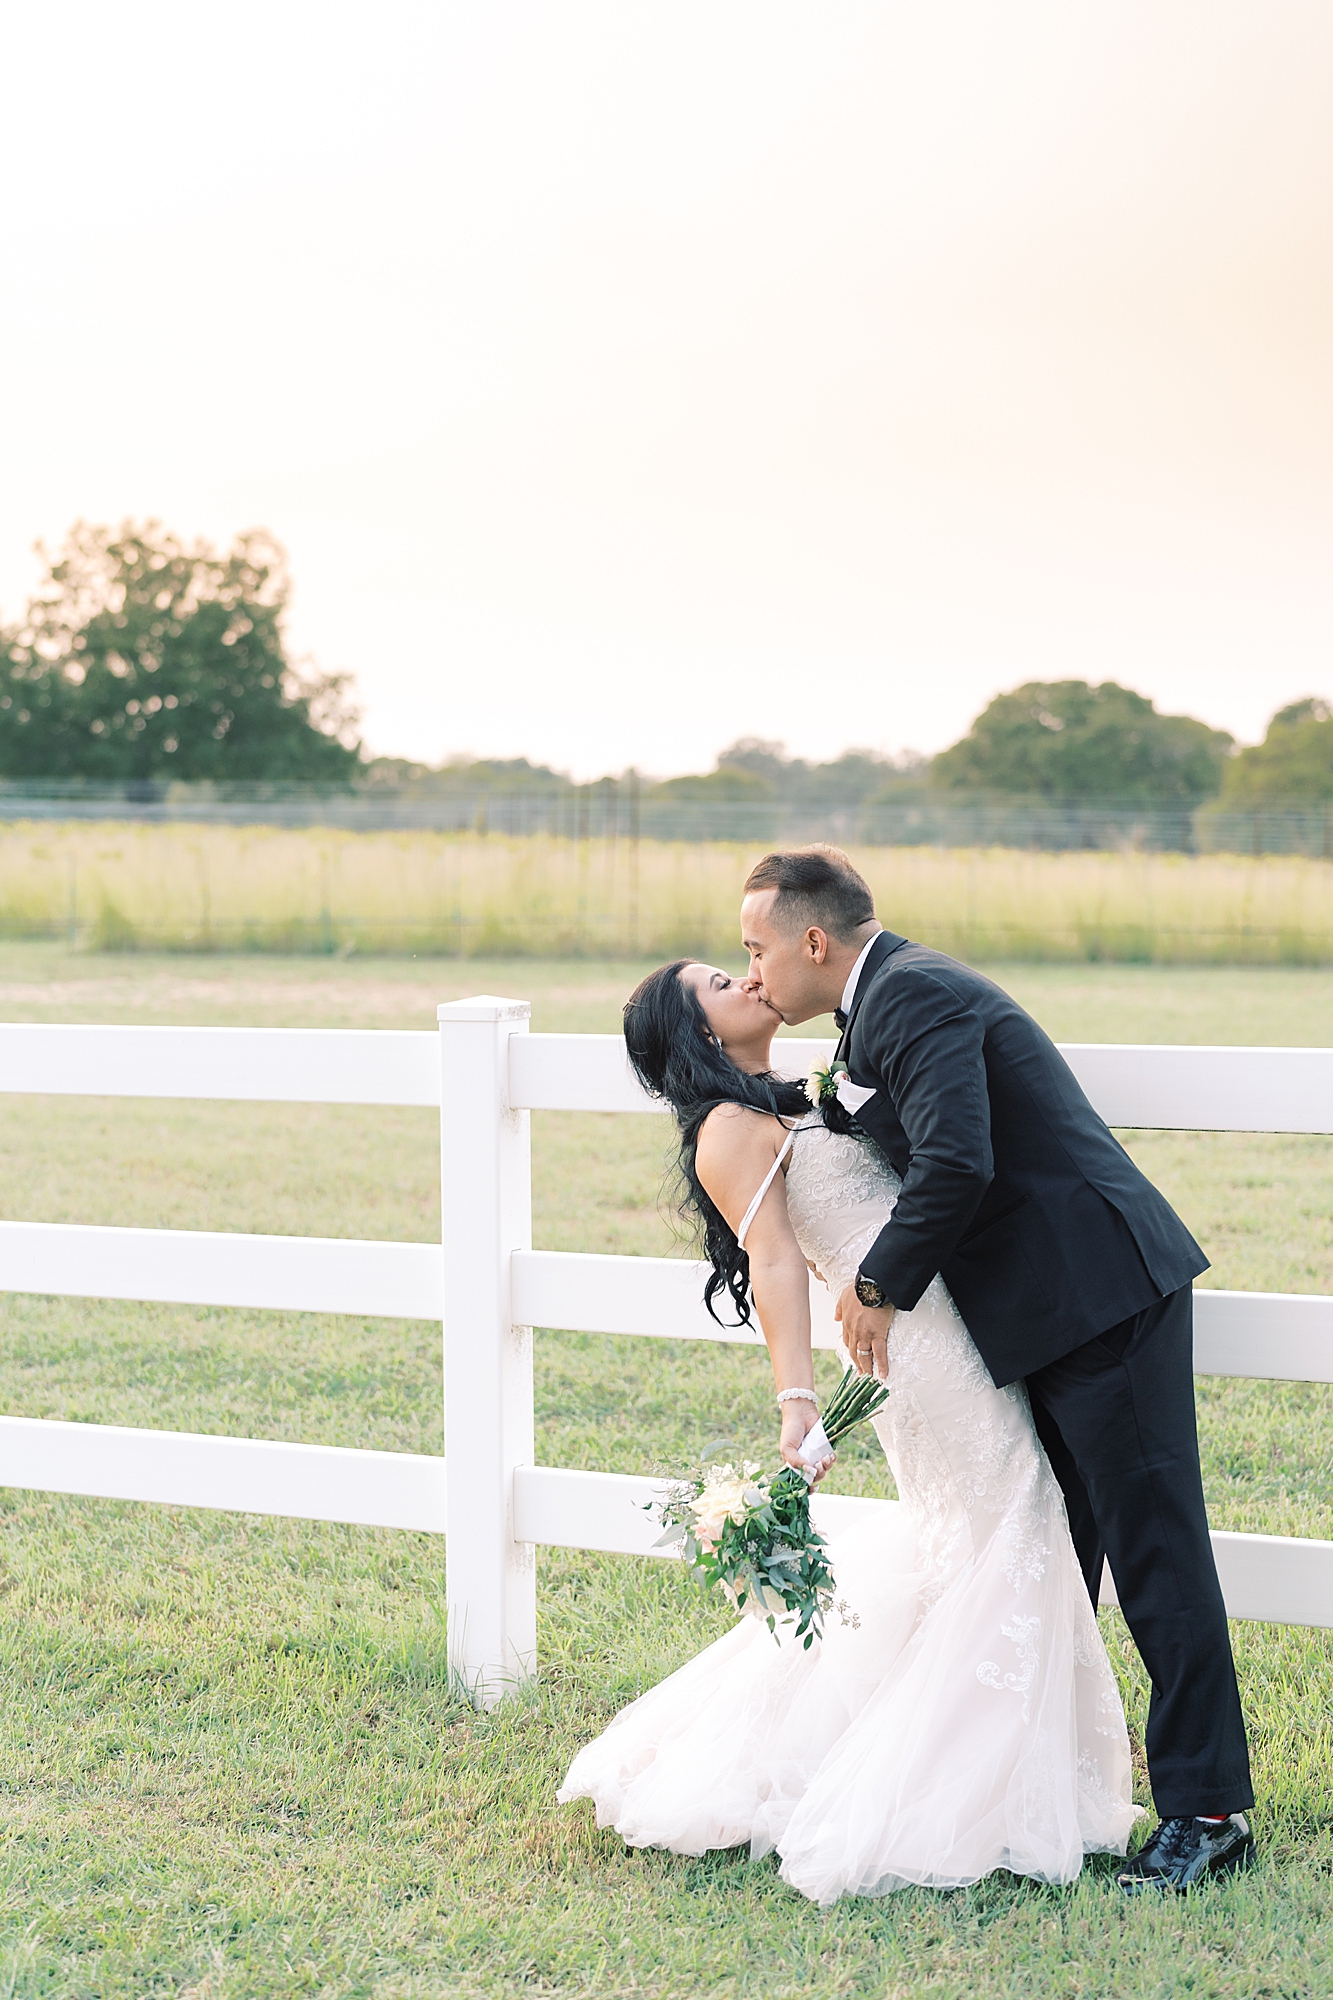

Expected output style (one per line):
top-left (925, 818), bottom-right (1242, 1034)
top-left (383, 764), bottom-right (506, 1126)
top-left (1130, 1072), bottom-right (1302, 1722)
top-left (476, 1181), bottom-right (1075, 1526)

top-left (1, 520), bottom-right (1327, 805)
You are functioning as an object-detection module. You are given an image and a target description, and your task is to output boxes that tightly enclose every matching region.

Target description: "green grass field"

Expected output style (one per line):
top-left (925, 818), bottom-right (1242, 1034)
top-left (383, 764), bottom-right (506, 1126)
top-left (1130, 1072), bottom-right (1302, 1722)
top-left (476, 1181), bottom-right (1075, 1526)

top-left (0, 946), bottom-right (1331, 1997)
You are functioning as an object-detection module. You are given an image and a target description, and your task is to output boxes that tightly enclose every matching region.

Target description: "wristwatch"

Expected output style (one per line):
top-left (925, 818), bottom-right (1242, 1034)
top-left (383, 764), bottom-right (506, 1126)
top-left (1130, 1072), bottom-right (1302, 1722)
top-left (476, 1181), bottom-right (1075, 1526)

top-left (854, 1273), bottom-right (889, 1310)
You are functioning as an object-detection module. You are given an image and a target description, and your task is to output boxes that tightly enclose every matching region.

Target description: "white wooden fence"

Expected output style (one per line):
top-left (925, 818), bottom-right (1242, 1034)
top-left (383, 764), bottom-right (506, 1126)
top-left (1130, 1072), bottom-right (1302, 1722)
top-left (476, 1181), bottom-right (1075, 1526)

top-left (1, 1001), bottom-right (1332, 1707)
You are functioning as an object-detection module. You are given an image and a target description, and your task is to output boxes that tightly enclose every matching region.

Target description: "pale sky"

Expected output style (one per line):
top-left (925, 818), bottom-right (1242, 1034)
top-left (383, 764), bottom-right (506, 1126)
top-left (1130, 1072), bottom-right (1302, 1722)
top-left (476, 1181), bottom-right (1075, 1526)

top-left (1, 1), bottom-right (1330, 778)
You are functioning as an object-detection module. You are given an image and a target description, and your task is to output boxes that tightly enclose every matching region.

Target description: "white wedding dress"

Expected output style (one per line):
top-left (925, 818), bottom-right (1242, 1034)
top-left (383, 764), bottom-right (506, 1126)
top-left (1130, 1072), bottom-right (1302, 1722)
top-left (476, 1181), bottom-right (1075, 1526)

top-left (557, 1115), bottom-right (1142, 1904)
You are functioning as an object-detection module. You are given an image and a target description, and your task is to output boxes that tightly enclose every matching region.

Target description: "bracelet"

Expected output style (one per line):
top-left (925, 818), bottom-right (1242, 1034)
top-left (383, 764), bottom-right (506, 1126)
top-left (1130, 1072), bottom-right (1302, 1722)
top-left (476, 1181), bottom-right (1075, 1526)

top-left (776, 1387), bottom-right (819, 1407)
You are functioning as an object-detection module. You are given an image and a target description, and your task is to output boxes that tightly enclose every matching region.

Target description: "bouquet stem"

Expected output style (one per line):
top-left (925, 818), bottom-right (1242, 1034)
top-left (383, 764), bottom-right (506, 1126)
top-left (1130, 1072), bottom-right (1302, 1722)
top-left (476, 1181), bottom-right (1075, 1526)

top-left (820, 1366), bottom-right (891, 1449)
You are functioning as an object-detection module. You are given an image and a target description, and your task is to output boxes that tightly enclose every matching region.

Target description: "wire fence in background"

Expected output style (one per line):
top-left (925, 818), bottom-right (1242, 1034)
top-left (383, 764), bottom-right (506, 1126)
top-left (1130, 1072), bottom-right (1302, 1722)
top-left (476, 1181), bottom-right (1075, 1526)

top-left (0, 778), bottom-right (1329, 857)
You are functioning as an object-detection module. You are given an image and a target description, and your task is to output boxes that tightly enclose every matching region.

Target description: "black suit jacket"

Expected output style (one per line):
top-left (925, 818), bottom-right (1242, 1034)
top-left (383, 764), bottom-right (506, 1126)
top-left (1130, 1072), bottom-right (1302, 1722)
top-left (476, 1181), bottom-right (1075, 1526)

top-left (837, 932), bottom-right (1208, 1386)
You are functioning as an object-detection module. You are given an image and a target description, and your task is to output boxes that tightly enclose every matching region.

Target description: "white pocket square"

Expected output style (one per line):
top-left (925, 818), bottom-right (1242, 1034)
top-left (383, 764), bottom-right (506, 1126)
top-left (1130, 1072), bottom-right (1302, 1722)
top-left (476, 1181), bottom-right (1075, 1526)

top-left (834, 1075), bottom-right (876, 1115)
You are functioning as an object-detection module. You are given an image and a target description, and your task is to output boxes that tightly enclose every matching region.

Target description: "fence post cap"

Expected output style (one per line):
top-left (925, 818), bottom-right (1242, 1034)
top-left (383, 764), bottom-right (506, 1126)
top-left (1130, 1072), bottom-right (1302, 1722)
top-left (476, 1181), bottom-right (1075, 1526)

top-left (437, 996), bottom-right (531, 1023)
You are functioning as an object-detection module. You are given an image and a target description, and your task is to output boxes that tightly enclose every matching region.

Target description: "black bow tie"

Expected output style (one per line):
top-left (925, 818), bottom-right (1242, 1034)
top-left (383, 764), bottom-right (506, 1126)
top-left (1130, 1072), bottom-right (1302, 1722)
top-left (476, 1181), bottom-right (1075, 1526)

top-left (833, 1008), bottom-right (848, 1032)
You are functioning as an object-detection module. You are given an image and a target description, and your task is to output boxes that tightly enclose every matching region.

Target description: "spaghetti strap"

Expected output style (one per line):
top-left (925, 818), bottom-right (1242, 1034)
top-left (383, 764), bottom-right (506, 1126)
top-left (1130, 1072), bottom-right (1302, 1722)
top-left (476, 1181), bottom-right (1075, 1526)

top-left (736, 1126), bottom-right (797, 1250)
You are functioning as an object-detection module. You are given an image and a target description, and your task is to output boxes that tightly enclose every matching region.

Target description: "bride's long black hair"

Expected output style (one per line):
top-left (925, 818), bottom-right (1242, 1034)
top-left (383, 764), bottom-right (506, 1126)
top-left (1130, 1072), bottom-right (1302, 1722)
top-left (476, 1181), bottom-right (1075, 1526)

top-left (623, 960), bottom-right (811, 1325)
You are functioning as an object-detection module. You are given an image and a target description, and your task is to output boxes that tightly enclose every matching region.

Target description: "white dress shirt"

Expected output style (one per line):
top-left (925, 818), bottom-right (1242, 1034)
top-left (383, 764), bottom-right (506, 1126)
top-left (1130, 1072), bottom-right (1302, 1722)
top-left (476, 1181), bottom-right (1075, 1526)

top-left (840, 930), bottom-right (883, 1022)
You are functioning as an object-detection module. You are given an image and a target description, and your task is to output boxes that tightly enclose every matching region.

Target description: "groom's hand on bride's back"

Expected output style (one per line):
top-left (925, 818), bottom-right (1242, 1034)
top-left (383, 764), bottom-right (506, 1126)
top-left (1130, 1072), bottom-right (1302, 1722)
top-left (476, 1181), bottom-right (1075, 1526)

top-left (837, 1286), bottom-right (895, 1379)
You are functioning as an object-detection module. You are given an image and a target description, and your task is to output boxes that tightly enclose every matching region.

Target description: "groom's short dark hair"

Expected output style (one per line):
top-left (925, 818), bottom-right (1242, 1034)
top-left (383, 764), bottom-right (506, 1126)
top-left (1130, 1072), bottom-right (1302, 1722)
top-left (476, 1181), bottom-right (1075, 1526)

top-left (743, 845), bottom-right (876, 941)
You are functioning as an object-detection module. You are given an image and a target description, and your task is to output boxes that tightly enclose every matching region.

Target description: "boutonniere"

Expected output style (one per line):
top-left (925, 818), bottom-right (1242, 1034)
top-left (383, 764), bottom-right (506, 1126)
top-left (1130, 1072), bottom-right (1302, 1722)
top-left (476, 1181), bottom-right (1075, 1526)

top-left (804, 1058), bottom-right (850, 1108)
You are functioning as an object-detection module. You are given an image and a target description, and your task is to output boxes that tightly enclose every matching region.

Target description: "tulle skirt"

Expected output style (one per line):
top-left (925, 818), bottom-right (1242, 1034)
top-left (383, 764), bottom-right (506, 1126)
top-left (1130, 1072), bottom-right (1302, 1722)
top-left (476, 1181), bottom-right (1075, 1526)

top-left (558, 1497), bottom-right (1141, 1904)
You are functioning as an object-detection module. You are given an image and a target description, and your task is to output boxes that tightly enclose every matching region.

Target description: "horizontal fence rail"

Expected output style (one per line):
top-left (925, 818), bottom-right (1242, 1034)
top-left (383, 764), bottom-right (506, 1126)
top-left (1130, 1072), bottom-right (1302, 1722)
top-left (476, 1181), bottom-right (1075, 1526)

top-left (1097, 1530), bottom-right (1333, 1631)
top-left (0, 1023), bottom-right (441, 1106)
top-left (510, 1255), bottom-right (1333, 1382)
top-left (4, 1422), bottom-right (1324, 1636)
top-left (1056, 1044), bottom-right (1333, 1136)
top-left (0, 1220), bottom-right (1329, 1381)
top-left (0, 1220), bottom-right (442, 1319)
top-left (0, 1415), bottom-right (446, 1533)
top-left (5, 1431), bottom-right (1326, 1633)
top-left (510, 1034), bottom-right (1333, 1132)
top-left (5, 1208), bottom-right (1320, 1384)
top-left (6, 1021), bottom-right (1333, 1134)
top-left (0, 1007), bottom-right (1331, 1699)
top-left (509, 1472), bottom-right (1333, 1632)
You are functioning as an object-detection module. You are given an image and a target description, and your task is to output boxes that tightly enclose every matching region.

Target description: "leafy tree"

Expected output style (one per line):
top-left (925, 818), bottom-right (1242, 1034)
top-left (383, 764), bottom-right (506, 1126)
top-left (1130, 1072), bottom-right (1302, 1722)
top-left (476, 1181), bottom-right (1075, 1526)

top-left (1215, 699), bottom-right (1333, 805)
top-left (706, 737), bottom-right (788, 790)
top-left (931, 680), bottom-right (1232, 801)
top-left (0, 521), bottom-right (360, 781)
top-left (360, 754), bottom-right (572, 792)
top-left (649, 764), bottom-right (775, 803)
top-left (709, 739), bottom-right (926, 805)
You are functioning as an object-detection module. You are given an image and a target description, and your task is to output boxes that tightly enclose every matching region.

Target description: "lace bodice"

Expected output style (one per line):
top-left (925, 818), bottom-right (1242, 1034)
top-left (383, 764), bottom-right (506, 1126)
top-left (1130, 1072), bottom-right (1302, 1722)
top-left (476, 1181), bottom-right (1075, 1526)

top-left (781, 1114), bottom-right (1002, 1592)
top-left (784, 1117), bottom-right (1121, 1708)
top-left (781, 1113), bottom-right (903, 1296)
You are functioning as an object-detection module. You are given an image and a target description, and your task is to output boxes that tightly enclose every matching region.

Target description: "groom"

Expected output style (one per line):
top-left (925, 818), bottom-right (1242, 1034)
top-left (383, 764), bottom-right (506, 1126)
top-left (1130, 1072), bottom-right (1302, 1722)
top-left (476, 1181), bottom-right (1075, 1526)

top-left (740, 845), bottom-right (1254, 1894)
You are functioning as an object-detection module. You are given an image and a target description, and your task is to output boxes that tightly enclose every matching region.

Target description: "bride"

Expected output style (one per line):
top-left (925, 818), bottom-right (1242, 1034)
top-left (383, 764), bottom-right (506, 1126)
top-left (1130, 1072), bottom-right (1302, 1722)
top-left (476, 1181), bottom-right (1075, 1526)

top-left (557, 958), bottom-right (1142, 1905)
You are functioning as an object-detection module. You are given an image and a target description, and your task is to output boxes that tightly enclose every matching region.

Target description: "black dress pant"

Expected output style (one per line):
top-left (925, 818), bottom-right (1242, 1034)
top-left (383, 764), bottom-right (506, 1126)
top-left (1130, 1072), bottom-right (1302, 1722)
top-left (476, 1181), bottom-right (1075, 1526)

top-left (1025, 1286), bottom-right (1253, 1819)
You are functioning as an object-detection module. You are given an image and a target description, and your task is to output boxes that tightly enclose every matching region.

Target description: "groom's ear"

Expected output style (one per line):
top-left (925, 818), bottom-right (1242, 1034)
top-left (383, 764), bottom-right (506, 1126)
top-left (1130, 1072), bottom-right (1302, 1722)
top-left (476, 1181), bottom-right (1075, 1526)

top-left (805, 926), bottom-right (830, 964)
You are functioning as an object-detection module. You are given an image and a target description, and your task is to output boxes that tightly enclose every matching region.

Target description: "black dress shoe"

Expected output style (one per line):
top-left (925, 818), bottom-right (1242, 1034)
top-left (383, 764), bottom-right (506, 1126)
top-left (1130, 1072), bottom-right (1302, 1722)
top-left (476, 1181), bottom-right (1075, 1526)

top-left (1116, 1814), bottom-right (1254, 1894)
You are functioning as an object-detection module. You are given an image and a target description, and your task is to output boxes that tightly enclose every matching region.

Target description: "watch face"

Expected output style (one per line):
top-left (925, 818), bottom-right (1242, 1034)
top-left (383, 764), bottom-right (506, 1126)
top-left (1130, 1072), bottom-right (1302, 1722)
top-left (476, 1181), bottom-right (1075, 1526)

top-left (855, 1276), bottom-right (885, 1309)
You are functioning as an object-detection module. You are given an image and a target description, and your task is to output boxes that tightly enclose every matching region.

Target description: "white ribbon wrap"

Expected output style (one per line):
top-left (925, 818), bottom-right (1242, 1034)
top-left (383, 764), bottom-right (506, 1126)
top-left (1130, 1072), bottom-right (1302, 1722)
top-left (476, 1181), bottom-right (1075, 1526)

top-left (797, 1418), bottom-right (834, 1471)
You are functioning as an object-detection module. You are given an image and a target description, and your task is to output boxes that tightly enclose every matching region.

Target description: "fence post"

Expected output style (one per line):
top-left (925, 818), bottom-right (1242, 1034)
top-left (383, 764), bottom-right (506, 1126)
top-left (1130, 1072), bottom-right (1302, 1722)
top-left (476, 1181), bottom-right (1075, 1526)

top-left (438, 995), bottom-right (536, 1705)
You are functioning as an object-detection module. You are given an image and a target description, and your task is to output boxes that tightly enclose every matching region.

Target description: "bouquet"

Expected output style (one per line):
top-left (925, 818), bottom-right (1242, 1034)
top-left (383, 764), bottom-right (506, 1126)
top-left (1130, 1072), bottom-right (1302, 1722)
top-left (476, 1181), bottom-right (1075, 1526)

top-left (649, 1368), bottom-right (891, 1649)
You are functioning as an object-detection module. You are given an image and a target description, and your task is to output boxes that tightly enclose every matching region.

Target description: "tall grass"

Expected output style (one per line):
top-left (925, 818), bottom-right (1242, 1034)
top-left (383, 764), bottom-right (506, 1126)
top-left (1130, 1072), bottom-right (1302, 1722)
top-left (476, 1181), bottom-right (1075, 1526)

top-left (4, 819), bottom-right (1333, 961)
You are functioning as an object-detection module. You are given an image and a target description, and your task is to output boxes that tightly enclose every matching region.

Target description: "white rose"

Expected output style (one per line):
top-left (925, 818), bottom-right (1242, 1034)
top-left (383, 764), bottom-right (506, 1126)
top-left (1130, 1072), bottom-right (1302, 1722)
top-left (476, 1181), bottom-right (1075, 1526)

top-left (689, 1472), bottom-right (739, 1543)
top-left (703, 1469), bottom-right (747, 1512)
top-left (804, 1068), bottom-right (824, 1108)
top-left (688, 1463), bottom-right (769, 1548)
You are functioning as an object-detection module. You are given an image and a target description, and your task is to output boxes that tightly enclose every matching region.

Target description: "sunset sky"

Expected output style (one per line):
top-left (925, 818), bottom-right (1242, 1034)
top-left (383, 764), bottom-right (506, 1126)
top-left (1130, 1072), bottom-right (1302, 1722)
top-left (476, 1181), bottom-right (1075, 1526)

top-left (1, 1), bottom-right (1329, 778)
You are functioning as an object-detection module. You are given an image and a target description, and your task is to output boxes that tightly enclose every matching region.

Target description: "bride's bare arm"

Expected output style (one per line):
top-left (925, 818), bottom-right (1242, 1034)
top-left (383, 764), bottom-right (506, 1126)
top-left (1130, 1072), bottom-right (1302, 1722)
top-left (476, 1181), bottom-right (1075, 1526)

top-left (695, 1107), bottom-right (830, 1477)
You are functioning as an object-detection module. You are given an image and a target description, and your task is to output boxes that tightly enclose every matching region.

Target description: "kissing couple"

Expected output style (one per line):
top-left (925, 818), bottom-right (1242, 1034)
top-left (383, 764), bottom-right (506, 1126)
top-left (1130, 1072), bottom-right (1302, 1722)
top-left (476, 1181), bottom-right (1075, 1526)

top-left (559, 845), bottom-right (1255, 1902)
